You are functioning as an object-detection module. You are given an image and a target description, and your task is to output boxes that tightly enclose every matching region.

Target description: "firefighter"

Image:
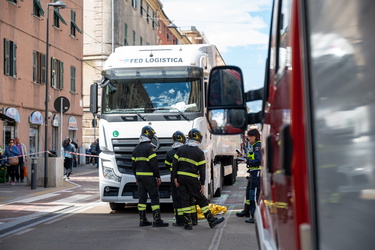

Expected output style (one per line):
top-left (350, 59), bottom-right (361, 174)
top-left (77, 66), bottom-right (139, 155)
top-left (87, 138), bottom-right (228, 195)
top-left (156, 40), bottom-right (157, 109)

top-left (172, 128), bottom-right (225, 230)
top-left (132, 126), bottom-right (168, 227)
top-left (165, 130), bottom-right (187, 227)
top-left (236, 128), bottom-right (262, 223)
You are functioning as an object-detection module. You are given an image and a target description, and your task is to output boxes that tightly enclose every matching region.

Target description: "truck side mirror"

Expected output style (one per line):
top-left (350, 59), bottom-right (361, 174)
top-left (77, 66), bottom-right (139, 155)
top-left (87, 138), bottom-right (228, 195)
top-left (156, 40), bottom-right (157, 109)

top-left (90, 83), bottom-right (98, 115)
top-left (206, 66), bottom-right (247, 134)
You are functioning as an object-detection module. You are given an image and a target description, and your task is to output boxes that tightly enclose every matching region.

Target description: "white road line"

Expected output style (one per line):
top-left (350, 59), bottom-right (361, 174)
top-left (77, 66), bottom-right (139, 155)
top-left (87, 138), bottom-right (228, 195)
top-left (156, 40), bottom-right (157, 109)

top-left (14, 228), bottom-right (35, 235)
top-left (50, 194), bottom-right (92, 204)
top-left (208, 205), bottom-right (235, 250)
top-left (0, 193), bottom-right (60, 207)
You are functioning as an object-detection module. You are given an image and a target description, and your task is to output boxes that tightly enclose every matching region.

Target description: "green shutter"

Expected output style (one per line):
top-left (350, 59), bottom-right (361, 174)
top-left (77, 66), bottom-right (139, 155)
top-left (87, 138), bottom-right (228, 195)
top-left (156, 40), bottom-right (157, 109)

top-left (12, 42), bottom-right (17, 77)
top-left (70, 66), bottom-right (76, 92)
top-left (33, 51), bottom-right (37, 82)
top-left (41, 53), bottom-right (46, 84)
top-left (4, 39), bottom-right (10, 76)
top-left (51, 57), bottom-right (56, 88)
top-left (54, 9), bottom-right (67, 25)
top-left (59, 61), bottom-right (64, 90)
top-left (33, 0), bottom-right (45, 16)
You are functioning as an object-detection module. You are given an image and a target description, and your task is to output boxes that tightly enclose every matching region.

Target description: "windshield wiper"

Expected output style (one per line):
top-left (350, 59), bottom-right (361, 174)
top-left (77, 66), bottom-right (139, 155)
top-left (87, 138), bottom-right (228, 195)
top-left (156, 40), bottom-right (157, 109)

top-left (136, 112), bottom-right (147, 121)
top-left (150, 107), bottom-right (190, 121)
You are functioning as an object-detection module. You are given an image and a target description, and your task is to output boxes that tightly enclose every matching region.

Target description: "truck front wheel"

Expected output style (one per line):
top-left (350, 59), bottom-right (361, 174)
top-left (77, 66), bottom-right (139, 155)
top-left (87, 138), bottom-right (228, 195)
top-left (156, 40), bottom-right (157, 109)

top-left (109, 202), bottom-right (125, 211)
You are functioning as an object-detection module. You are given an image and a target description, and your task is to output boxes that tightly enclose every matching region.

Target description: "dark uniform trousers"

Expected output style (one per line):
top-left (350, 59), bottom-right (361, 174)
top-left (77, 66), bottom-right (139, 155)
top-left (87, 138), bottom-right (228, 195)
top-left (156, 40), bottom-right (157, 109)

top-left (137, 175), bottom-right (160, 211)
top-left (177, 175), bottom-right (210, 225)
top-left (249, 169), bottom-right (260, 218)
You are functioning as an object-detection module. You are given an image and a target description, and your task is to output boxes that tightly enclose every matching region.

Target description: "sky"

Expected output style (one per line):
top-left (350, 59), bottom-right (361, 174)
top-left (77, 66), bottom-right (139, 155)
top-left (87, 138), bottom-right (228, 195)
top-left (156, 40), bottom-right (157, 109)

top-left (161, 0), bottom-right (273, 92)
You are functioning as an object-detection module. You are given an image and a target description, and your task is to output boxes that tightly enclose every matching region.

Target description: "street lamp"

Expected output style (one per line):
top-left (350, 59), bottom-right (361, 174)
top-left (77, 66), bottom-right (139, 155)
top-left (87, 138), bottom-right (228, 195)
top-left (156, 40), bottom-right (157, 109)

top-left (44, 0), bottom-right (67, 188)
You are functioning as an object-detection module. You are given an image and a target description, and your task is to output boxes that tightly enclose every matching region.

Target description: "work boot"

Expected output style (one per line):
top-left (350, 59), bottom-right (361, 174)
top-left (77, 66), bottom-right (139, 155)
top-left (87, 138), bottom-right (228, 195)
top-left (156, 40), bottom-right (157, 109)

top-left (139, 210), bottom-right (152, 227)
top-left (245, 218), bottom-right (255, 223)
top-left (182, 213), bottom-right (193, 230)
top-left (236, 204), bottom-right (250, 217)
top-left (205, 211), bottom-right (225, 229)
top-left (152, 209), bottom-right (169, 227)
top-left (191, 211), bottom-right (198, 226)
top-left (172, 215), bottom-right (184, 227)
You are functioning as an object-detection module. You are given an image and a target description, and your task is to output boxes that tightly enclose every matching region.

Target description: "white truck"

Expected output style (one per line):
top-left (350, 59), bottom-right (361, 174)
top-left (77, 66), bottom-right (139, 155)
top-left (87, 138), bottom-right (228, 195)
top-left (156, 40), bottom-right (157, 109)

top-left (90, 44), bottom-right (242, 210)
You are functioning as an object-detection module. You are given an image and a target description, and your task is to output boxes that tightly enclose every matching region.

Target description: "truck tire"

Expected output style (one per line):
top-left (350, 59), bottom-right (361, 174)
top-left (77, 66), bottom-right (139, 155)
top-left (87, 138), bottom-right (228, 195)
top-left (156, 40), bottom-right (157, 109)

top-left (214, 165), bottom-right (223, 197)
top-left (109, 202), bottom-right (125, 211)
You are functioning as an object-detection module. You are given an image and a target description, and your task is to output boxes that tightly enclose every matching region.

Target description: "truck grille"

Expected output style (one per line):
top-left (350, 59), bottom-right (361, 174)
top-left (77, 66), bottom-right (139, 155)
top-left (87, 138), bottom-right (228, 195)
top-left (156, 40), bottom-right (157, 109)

top-left (112, 137), bottom-right (172, 176)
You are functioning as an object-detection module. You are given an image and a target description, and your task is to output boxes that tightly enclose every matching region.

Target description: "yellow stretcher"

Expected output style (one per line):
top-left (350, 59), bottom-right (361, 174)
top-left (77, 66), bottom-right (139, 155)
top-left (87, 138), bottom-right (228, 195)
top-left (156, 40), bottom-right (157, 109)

top-left (196, 204), bottom-right (227, 220)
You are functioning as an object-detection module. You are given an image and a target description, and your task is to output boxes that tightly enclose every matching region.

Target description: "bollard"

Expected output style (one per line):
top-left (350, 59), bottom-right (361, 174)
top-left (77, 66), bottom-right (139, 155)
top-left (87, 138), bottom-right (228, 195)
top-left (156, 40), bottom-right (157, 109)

top-left (31, 158), bottom-right (37, 189)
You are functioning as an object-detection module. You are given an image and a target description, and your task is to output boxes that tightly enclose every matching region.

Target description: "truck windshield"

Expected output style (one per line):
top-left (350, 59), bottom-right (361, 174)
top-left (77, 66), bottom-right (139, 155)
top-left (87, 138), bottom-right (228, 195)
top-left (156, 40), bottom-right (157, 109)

top-left (102, 67), bottom-right (202, 114)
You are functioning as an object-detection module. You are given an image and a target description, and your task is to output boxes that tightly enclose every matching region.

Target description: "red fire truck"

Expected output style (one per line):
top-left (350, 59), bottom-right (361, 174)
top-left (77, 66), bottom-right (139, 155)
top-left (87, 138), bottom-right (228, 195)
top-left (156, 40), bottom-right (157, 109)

top-left (206, 0), bottom-right (375, 249)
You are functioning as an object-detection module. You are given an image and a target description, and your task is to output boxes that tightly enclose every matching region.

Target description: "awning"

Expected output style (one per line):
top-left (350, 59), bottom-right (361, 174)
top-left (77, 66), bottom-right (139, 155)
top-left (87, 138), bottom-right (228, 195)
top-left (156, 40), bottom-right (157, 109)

top-left (71, 20), bottom-right (83, 34)
top-left (0, 113), bottom-right (15, 123)
top-left (33, 0), bottom-right (45, 16)
top-left (54, 9), bottom-right (67, 25)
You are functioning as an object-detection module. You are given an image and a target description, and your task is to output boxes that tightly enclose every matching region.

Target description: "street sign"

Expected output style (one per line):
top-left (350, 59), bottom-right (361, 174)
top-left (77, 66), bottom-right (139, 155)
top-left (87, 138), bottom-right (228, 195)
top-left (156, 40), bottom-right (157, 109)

top-left (54, 96), bottom-right (70, 113)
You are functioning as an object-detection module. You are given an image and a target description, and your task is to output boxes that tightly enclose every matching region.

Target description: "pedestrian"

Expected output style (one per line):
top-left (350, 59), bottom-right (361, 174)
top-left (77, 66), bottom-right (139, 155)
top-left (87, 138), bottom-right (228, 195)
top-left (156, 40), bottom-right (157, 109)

top-left (89, 140), bottom-right (97, 165)
top-left (71, 138), bottom-right (78, 168)
top-left (14, 137), bottom-right (27, 183)
top-left (2, 139), bottom-right (21, 185)
top-left (236, 128), bottom-right (262, 223)
top-left (62, 138), bottom-right (75, 180)
top-left (172, 128), bottom-right (225, 230)
top-left (165, 130), bottom-right (187, 227)
top-left (132, 126), bottom-right (168, 227)
top-left (94, 138), bottom-right (101, 168)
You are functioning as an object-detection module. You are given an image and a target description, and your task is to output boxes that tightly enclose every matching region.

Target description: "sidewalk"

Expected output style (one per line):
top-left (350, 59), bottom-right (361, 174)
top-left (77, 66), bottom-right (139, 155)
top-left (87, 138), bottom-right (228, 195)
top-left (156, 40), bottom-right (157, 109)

top-left (0, 163), bottom-right (99, 204)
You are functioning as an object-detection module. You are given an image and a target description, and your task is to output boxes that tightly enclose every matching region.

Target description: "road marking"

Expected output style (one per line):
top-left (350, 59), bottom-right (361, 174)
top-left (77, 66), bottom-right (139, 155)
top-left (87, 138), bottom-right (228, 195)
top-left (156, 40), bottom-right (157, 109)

top-left (15, 193), bottom-right (60, 203)
top-left (209, 205), bottom-right (235, 250)
top-left (14, 228), bottom-right (35, 235)
top-left (50, 194), bottom-right (92, 204)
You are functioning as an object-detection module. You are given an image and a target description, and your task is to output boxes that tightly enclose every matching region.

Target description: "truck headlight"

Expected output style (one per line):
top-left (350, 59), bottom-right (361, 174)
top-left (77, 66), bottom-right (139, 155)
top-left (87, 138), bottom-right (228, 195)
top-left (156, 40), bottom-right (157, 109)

top-left (103, 167), bottom-right (121, 182)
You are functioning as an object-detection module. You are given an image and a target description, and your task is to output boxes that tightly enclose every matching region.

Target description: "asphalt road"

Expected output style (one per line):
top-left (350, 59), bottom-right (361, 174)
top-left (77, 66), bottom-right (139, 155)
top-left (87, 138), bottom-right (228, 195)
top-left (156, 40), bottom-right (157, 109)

top-left (0, 164), bottom-right (259, 250)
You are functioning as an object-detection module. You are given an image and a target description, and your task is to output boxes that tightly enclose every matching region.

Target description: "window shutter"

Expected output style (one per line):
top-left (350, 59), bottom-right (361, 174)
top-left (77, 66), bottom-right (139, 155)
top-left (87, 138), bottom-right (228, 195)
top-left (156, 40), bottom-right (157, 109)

top-left (51, 57), bottom-right (56, 88)
top-left (12, 42), bottom-right (17, 77)
top-left (33, 51), bottom-right (37, 82)
top-left (59, 61), bottom-right (64, 90)
top-left (4, 39), bottom-right (10, 76)
top-left (41, 53), bottom-right (46, 84)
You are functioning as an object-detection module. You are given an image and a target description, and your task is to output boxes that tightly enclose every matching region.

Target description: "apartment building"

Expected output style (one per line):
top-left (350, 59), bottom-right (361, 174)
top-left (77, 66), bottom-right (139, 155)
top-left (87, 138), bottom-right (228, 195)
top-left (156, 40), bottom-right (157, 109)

top-left (0, 0), bottom-right (83, 156)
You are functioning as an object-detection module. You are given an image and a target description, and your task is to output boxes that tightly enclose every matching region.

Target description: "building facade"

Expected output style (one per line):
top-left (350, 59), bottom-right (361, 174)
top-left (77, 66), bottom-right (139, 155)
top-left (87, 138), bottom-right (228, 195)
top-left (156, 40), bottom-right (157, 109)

top-left (82, 0), bottom-right (191, 148)
top-left (0, 0), bottom-right (83, 156)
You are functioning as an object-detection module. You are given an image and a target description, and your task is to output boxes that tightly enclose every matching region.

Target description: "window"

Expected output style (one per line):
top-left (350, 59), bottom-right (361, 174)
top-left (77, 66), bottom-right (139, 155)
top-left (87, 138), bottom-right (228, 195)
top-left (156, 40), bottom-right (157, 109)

top-left (33, 0), bottom-right (44, 18)
top-left (140, 36), bottom-right (143, 46)
top-left (8, 0), bottom-right (24, 5)
top-left (70, 66), bottom-right (76, 93)
top-left (276, 0), bottom-right (291, 73)
top-left (33, 51), bottom-right (46, 84)
top-left (152, 10), bottom-right (158, 29)
top-left (132, 0), bottom-right (138, 10)
top-left (146, 4), bottom-right (150, 23)
top-left (54, 8), bottom-right (67, 28)
top-left (70, 10), bottom-right (82, 37)
top-left (4, 39), bottom-right (17, 77)
top-left (124, 23), bottom-right (128, 46)
top-left (51, 58), bottom-right (64, 90)
top-left (140, 0), bottom-right (144, 16)
top-left (133, 30), bottom-right (136, 46)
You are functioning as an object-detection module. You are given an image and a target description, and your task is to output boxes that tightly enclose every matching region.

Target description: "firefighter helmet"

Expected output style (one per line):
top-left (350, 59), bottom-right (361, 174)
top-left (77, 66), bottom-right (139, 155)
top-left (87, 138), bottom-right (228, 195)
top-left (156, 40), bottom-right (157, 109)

top-left (141, 126), bottom-right (155, 139)
top-left (188, 128), bottom-right (203, 143)
top-left (172, 130), bottom-right (186, 144)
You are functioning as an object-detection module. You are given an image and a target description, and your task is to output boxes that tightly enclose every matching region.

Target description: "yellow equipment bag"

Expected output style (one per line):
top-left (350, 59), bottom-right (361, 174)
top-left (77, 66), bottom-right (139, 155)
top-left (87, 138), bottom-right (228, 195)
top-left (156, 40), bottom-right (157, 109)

top-left (196, 204), bottom-right (227, 220)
